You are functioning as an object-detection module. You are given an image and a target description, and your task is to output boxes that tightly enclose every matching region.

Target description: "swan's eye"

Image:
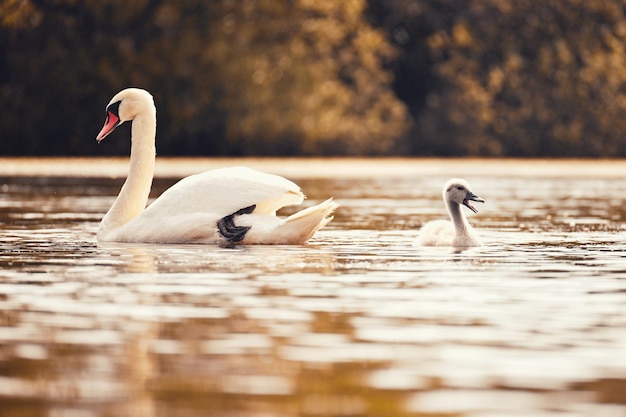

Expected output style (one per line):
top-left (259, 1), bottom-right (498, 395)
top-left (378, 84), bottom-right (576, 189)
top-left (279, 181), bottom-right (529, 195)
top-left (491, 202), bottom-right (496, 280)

top-left (106, 100), bottom-right (122, 118)
top-left (456, 186), bottom-right (464, 191)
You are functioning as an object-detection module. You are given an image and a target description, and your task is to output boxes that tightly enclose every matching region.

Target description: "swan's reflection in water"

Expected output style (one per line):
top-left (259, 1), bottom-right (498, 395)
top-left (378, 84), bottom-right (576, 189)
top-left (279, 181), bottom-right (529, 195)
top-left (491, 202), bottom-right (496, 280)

top-left (1, 164), bottom-right (626, 417)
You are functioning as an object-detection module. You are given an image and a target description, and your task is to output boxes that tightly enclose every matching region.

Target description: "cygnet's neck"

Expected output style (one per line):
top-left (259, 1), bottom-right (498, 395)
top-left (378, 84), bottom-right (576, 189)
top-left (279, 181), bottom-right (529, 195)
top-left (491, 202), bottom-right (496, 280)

top-left (446, 200), bottom-right (470, 237)
top-left (99, 112), bottom-right (156, 235)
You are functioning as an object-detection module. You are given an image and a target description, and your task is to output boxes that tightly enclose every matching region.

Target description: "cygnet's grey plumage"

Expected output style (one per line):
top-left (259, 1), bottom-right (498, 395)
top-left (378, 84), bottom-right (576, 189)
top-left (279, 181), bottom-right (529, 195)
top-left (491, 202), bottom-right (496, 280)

top-left (416, 178), bottom-right (484, 247)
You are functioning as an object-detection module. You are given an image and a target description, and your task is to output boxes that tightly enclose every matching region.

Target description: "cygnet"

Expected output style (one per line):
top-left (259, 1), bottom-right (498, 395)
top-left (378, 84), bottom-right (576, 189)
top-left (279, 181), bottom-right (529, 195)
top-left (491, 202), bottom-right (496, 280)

top-left (416, 178), bottom-right (484, 247)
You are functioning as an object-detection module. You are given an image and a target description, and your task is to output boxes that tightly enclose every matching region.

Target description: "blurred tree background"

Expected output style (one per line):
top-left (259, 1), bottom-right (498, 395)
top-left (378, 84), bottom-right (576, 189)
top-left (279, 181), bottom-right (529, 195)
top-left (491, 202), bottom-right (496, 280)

top-left (1, 0), bottom-right (626, 157)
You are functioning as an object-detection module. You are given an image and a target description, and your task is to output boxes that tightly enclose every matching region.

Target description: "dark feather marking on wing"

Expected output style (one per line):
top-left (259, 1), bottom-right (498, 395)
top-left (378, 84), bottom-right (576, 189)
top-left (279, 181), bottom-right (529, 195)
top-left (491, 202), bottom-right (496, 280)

top-left (217, 205), bottom-right (256, 243)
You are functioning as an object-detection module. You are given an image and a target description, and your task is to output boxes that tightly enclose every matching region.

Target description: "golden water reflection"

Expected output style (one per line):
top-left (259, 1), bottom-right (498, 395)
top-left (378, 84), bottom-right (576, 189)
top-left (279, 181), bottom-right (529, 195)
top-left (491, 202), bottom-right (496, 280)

top-left (1, 159), bottom-right (626, 416)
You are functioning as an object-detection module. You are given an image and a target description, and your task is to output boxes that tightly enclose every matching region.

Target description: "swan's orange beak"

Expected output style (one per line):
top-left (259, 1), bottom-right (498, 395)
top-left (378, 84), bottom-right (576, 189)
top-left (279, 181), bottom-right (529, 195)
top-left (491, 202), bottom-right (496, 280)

top-left (96, 111), bottom-right (120, 143)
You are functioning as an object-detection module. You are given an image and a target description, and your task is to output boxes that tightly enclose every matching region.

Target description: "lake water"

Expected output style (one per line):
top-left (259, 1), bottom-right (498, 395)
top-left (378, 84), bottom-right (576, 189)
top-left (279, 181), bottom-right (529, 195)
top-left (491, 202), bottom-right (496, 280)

top-left (0, 158), bottom-right (625, 417)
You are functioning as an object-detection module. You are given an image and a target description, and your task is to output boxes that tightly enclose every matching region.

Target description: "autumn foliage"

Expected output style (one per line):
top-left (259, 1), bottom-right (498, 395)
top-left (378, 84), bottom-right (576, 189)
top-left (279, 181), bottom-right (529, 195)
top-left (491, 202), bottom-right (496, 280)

top-left (2, 0), bottom-right (626, 157)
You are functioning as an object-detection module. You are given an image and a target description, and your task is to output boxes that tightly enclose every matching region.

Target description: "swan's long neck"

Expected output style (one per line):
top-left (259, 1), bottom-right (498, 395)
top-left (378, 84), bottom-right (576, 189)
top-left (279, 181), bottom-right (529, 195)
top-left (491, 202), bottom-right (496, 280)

top-left (99, 111), bottom-right (156, 235)
top-left (447, 200), bottom-right (470, 236)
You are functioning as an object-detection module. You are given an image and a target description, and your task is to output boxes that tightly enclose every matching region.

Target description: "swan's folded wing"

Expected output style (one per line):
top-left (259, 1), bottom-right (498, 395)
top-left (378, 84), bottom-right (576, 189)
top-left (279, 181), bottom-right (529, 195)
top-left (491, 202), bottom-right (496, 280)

top-left (142, 166), bottom-right (305, 218)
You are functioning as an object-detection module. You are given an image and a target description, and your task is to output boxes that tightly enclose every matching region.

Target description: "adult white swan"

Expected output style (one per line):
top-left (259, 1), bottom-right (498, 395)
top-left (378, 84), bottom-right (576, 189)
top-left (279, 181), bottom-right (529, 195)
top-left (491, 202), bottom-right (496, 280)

top-left (416, 178), bottom-right (484, 247)
top-left (95, 88), bottom-right (337, 244)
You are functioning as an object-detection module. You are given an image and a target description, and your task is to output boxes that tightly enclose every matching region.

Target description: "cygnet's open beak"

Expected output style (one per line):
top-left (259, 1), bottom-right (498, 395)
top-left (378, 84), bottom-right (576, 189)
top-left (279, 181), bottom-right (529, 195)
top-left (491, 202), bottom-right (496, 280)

top-left (463, 191), bottom-right (485, 213)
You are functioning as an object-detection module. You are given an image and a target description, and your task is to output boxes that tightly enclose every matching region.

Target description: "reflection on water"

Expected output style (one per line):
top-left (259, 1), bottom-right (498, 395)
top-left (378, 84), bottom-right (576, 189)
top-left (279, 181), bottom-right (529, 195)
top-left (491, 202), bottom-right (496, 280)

top-left (1, 159), bottom-right (626, 417)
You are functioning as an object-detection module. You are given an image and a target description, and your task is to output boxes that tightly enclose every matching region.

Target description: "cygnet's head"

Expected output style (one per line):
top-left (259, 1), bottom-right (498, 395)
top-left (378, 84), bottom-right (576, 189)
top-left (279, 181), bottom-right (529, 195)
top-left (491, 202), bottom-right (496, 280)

top-left (96, 88), bottom-right (155, 142)
top-left (443, 178), bottom-right (485, 213)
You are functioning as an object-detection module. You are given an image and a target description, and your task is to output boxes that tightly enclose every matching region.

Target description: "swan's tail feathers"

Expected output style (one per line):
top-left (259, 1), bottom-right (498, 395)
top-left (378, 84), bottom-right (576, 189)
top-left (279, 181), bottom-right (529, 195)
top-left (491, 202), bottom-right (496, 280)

top-left (279, 198), bottom-right (338, 244)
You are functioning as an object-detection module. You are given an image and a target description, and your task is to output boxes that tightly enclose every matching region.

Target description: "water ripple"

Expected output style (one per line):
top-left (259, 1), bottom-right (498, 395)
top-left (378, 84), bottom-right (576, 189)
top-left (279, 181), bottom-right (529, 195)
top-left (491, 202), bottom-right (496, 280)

top-left (1, 161), bottom-right (626, 416)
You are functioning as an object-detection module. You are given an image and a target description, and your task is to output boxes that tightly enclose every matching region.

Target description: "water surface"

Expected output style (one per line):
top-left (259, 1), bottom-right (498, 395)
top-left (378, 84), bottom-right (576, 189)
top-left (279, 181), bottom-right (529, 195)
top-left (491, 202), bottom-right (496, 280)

top-left (1, 158), bottom-right (625, 417)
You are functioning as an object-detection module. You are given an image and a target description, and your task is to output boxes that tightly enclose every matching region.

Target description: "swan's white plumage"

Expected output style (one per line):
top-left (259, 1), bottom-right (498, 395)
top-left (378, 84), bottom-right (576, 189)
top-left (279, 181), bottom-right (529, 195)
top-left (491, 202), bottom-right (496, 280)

top-left (144, 166), bottom-right (305, 219)
top-left (95, 88), bottom-right (336, 244)
top-left (416, 178), bottom-right (484, 247)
